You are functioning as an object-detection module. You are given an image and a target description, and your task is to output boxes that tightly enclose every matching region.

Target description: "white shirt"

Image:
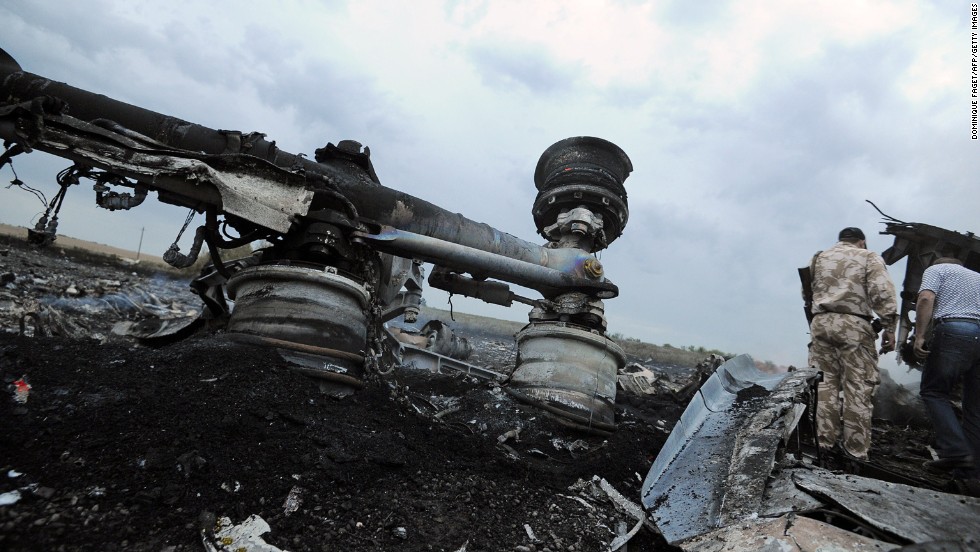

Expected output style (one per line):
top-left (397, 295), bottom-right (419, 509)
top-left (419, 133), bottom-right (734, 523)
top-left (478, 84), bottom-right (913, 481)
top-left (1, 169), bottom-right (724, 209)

top-left (919, 263), bottom-right (980, 321)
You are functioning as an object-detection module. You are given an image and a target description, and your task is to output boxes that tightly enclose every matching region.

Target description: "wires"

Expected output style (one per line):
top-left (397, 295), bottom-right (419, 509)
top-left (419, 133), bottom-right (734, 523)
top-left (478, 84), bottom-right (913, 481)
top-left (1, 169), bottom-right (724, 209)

top-left (3, 156), bottom-right (48, 207)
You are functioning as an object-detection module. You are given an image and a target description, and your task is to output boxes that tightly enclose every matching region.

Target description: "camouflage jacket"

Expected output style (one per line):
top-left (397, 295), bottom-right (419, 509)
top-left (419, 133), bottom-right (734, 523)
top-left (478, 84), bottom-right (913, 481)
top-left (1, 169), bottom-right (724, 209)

top-left (810, 241), bottom-right (898, 329)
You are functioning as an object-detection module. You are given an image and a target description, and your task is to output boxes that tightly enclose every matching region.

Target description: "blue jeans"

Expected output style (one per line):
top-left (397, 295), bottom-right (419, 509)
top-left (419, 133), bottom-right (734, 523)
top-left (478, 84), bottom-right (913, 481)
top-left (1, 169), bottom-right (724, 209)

top-left (920, 319), bottom-right (980, 476)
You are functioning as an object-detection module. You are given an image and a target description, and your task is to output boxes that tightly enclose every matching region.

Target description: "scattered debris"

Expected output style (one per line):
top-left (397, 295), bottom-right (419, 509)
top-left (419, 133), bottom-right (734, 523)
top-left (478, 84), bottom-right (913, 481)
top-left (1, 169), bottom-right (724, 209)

top-left (10, 376), bottom-right (30, 403)
top-left (282, 486), bottom-right (302, 516)
top-left (617, 354), bottom-right (721, 404)
top-left (0, 242), bottom-right (199, 342)
top-left (497, 428), bottom-right (522, 444)
top-left (0, 490), bottom-right (21, 506)
top-left (203, 514), bottom-right (288, 552)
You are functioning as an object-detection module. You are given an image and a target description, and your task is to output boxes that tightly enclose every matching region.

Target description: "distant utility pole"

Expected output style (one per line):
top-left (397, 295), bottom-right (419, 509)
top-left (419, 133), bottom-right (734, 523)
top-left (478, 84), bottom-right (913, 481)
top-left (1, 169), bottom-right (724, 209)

top-left (136, 227), bottom-right (144, 261)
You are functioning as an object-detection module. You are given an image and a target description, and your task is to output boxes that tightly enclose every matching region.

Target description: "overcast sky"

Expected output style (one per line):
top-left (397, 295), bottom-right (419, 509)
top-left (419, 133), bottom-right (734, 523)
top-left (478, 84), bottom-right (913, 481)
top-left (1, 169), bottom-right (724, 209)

top-left (2, 1), bottom-right (978, 373)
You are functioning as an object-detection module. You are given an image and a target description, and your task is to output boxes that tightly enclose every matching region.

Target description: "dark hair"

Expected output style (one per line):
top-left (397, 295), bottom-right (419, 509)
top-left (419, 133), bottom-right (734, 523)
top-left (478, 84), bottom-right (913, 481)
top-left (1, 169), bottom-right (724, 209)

top-left (838, 227), bottom-right (865, 241)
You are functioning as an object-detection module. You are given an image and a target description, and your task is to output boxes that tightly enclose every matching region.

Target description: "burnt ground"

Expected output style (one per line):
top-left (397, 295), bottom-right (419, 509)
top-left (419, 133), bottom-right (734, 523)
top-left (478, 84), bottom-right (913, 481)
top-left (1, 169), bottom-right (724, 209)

top-left (0, 333), bottom-right (684, 552)
top-left (0, 233), bottom-right (971, 552)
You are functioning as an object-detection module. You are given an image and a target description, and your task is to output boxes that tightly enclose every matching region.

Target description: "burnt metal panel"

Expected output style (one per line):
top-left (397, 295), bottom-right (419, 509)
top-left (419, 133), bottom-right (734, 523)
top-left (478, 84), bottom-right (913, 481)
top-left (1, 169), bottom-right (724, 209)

top-left (716, 372), bottom-right (812, 527)
top-left (758, 468), bottom-right (824, 517)
top-left (792, 469), bottom-right (980, 544)
top-left (676, 514), bottom-right (900, 552)
top-left (639, 355), bottom-right (811, 543)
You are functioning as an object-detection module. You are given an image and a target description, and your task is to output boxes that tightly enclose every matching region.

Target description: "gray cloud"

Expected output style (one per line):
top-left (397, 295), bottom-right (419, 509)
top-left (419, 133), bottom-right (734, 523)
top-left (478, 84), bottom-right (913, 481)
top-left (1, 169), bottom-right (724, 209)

top-left (465, 40), bottom-right (581, 95)
top-left (2, 0), bottom-right (976, 371)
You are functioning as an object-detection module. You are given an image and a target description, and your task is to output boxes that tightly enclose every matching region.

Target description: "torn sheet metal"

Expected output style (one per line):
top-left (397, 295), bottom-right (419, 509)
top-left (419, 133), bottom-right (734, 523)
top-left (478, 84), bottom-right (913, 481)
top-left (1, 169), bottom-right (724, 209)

top-left (757, 465), bottom-right (823, 517)
top-left (118, 314), bottom-right (203, 345)
top-left (716, 370), bottom-right (813, 527)
top-left (396, 341), bottom-right (506, 382)
top-left (792, 469), bottom-right (980, 544)
top-left (0, 108), bottom-right (313, 233)
top-left (676, 514), bottom-right (900, 552)
top-left (893, 540), bottom-right (979, 551)
top-left (639, 354), bottom-right (815, 543)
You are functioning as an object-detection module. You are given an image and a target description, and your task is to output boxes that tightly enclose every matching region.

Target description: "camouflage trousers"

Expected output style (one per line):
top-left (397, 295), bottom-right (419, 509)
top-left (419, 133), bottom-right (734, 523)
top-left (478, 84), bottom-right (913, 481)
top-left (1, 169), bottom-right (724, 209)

top-left (808, 313), bottom-right (880, 459)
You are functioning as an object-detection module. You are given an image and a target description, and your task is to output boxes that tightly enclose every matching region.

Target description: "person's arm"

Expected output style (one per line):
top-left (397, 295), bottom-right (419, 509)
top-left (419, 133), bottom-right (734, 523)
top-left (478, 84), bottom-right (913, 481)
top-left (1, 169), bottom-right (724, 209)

top-left (867, 254), bottom-right (898, 353)
top-left (880, 325), bottom-right (895, 353)
top-left (913, 290), bottom-right (936, 358)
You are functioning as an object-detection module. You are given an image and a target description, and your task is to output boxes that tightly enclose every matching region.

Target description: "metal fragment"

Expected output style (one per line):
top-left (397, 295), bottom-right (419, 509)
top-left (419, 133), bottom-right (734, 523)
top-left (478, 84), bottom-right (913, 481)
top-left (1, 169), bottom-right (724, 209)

top-left (640, 355), bottom-right (814, 543)
top-left (792, 469), bottom-right (980, 544)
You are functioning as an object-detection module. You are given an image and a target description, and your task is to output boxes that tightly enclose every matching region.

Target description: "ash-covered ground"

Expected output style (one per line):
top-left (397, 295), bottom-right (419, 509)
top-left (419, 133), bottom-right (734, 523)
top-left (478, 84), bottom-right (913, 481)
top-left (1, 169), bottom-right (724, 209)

top-left (0, 236), bottom-right (686, 552)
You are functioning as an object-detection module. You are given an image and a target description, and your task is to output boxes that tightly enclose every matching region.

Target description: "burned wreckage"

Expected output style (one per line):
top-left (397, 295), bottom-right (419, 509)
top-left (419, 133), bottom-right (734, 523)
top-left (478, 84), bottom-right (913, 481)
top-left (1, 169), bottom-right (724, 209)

top-left (0, 45), bottom-right (633, 430)
top-left (1, 46), bottom-right (979, 551)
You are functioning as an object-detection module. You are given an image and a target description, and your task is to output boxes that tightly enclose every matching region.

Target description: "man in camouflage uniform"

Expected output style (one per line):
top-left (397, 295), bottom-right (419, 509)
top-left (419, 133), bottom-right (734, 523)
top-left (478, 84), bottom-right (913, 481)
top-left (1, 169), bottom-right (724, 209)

top-left (808, 227), bottom-right (898, 460)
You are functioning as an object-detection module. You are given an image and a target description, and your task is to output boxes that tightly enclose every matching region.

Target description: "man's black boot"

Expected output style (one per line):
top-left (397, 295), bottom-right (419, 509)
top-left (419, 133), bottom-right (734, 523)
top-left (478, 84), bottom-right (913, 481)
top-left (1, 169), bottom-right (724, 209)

top-left (924, 455), bottom-right (975, 472)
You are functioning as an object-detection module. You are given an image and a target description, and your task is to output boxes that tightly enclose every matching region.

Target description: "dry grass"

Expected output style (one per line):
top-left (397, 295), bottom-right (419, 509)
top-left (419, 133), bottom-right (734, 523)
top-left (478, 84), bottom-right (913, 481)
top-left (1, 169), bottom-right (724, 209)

top-left (0, 222), bottom-right (170, 268)
top-left (0, 223), bottom-right (195, 279)
top-left (422, 310), bottom-right (731, 369)
top-left (610, 337), bottom-right (727, 368)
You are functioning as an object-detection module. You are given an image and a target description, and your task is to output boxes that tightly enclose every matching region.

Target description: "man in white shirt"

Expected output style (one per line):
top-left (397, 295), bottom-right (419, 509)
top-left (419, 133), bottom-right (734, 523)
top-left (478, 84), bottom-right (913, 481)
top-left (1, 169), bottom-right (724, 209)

top-left (914, 258), bottom-right (980, 477)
